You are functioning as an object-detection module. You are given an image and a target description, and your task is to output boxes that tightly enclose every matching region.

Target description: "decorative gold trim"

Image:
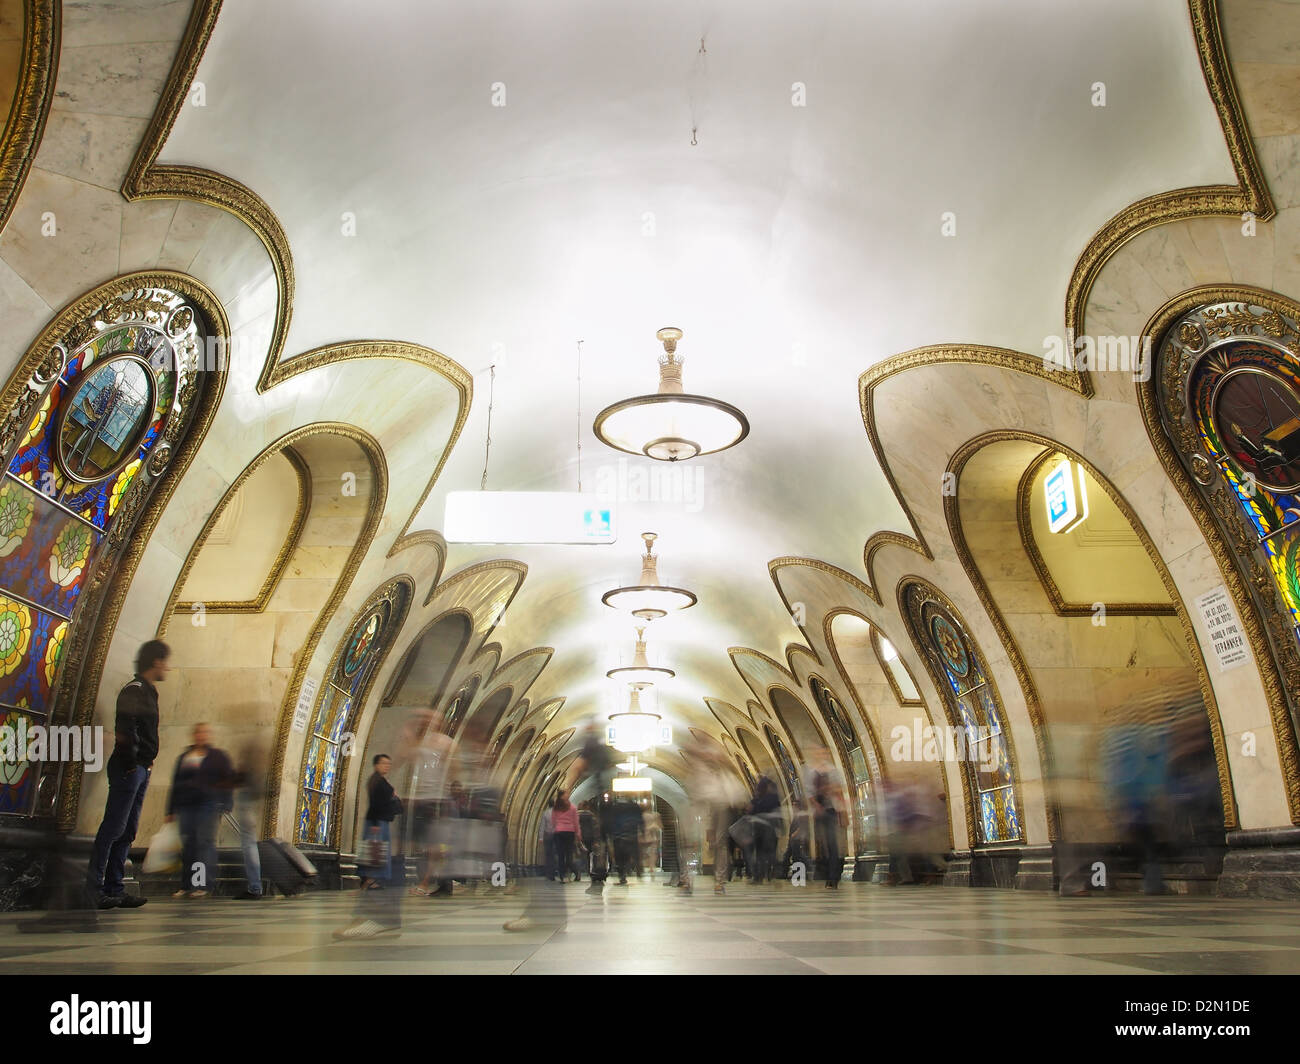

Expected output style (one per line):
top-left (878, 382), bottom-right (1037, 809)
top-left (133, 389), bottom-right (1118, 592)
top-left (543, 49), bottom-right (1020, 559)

top-left (424, 558), bottom-right (528, 608)
top-left (1063, 0), bottom-right (1275, 345)
top-left (863, 532), bottom-right (929, 603)
top-left (763, 683), bottom-right (826, 764)
top-left (0, 0), bottom-right (58, 236)
top-left (121, 0), bottom-right (297, 373)
top-left (945, 428), bottom-right (1240, 831)
top-left (818, 606), bottom-right (954, 848)
top-left (292, 574), bottom-right (414, 852)
top-left (19, 271), bottom-right (233, 830)
top-left (869, 626), bottom-right (924, 708)
top-left (1015, 448), bottom-right (1177, 617)
top-left (387, 528), bottom-right (447, 590)
top-left (259, 423), bottom-right (389, 836)
top-left (1138, 285), bottom-right (1300, 822)
top-left (767, 554), bottom-right (878, 606)
top-left (896, 574), bottom-right (1028, 847)
top-left (164, 444), bottom-right (311, 623)
top-left (123, 3), bottom-right (474, 546)
top-left (269, 342), bottom-right (472, 549)
top-left (381, 607), bottom-right (474, 708)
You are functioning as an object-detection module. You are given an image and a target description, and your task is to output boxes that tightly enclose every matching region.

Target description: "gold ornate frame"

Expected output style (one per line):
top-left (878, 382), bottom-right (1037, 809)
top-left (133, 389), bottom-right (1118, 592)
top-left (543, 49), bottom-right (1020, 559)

top-left (1015, 448), bottom-right (1177, 617)
top-left (163, 445), bottom-right (311, 621)
top-left (870, 626), bottom-right (924, 708)
top-left (896, 575), bottom-right (1027, 848)
top-left (0, 270), bottom-right (230, 829)
top-left (945, 429), bottom-right (1239, 830)
top-left (295, 573), bottom-right (414, 852)
top-left (0, 0), bottom-right (57, 235)
top-left (1139, 285), bottom-right (1300, 822)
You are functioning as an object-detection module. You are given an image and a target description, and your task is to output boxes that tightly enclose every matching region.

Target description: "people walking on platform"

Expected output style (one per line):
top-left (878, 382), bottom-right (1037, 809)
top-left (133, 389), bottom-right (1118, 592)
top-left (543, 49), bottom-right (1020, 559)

top-left (579, 799), bottom-right (607, 894)
top-left (231, 736), bottom-right (268, 899)
top-left (166, 722), bottom-right (233, 899)
top-left (335, 753), bottom-right (403, 939)
top-left (809, 753), bottom-right (844, 889)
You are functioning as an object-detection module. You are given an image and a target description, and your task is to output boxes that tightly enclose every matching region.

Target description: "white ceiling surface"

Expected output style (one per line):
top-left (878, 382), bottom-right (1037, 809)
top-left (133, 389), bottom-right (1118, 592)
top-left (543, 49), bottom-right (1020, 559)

top-left (162, 1), bottom-right (1235, 742)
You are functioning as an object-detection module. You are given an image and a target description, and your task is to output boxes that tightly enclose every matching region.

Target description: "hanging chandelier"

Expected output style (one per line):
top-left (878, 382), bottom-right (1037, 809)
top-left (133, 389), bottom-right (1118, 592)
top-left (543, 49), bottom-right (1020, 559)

top-left (606, 625), bottom-right (675, 686)
top-left (602, 532), bottom-right (697, 621)
top-left (608, 687), bottom-right (664, 754)
top-left (593, 327), bottom-right (749, 462)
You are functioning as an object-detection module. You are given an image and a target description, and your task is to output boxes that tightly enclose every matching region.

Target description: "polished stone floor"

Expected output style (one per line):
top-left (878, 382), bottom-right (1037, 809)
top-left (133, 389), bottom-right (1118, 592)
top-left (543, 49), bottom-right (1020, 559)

top-left (3, 878), bottom-right (1300, 975)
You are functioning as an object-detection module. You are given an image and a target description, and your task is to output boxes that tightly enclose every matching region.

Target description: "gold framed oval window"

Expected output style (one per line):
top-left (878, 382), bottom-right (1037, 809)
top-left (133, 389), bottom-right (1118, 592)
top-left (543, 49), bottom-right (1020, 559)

top-left (54, 355), bottom-right (157, 484)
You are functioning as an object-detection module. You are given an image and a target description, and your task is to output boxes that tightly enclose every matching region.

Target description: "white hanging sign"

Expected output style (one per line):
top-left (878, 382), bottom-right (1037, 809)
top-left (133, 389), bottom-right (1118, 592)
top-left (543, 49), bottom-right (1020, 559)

top-left (291, 675), bottom-right (319, 733)
top-left (1194, 586), bottom-right (1249, 672)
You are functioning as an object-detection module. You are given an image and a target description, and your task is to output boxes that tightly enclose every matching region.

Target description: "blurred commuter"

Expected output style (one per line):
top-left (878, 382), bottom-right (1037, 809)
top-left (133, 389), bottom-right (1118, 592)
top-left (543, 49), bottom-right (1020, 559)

top-left (579, 799), bottom-right (607, 894)
top-left (539, 799), bottom-right (556, 879)
top-left (335, 754), bottom-right (403, 939)
top-left (1105, 721), bottom-right (1171, 895)
top-left (611, 796), bottom-right (645, 884)
top-left (748, 776), bottom-right (782, 884)
top-left (406, 710), bottom-right (455, 898)
top-left (232, 736), bottom-right (269, 899)
top-left (505, 727), bottom-right (617, 931)
top-left (641, 805), bottom-right (663, 878)
top-left (166, 723), bottom-right (233, 899)
top-left (810, 754), bottom-right (844, 889)
top-left (785, 797), bottom-right (810, 879)
top-left (683, 738), bottom-right (747, 894)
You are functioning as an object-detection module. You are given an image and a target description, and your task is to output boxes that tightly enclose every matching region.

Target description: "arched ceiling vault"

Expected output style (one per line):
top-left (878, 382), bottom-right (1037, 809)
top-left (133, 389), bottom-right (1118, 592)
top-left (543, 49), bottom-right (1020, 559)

top-left (1, 0), bottom-right (1284, 806)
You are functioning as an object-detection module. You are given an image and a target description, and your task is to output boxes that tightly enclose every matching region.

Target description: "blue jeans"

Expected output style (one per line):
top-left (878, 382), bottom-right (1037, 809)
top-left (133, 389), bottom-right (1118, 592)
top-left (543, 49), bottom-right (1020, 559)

top-left (237, 797), bottom-right (262, 895)
top-left (87, 763), bottom-right (150, 898)
top-left (177, 802), bottom-right (220, 892)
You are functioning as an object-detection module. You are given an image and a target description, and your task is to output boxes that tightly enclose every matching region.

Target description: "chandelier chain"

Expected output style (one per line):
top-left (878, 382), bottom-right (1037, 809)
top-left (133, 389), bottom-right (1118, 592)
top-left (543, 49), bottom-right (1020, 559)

top-left (480, 363), bottom-right (495, 491)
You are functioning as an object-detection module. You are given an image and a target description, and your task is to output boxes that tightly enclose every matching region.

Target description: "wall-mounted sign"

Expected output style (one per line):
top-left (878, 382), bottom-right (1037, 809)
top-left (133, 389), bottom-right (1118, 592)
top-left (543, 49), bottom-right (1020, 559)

top-left (612, 777), bottom-right (652, 793)
top-left (1194, 585), bottom-right (1250, 672)
top-left (291, 675), bottom-right (319, 733)
top-left (1044, 459), bottom-right (1089, 534)
top-left (444, 491), bottom-right (615, 544)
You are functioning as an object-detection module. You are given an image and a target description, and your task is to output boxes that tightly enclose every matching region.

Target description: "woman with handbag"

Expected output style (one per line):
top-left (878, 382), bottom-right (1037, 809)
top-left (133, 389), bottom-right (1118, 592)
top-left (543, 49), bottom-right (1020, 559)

top-left (359, 754), bottom-right (402, 889)
top-left (335, 754), bottom-right (404, 940)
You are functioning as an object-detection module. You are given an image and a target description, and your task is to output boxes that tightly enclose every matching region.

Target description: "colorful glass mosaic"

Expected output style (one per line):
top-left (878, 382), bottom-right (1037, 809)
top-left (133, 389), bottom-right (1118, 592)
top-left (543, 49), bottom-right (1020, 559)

top-left (905, 584), bottom-right (1023, 845)
top-left (0, 294), bottom-right (205, 817)
top-left (297, 589), bottom-right (409, 847)
top-left (1187, 339), bottom-right (1300, 642)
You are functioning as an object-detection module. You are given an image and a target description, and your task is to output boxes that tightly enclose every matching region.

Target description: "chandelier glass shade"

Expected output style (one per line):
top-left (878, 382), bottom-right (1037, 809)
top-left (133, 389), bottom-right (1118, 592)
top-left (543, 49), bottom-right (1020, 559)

top-left (601, 532), bottom-right (697, 621)
top-left (608, 688), bottom-right (663, 754)
top-left (606, 625), bottom-right (675, 686)
top-left (593, 327), bottom-right (749, 462)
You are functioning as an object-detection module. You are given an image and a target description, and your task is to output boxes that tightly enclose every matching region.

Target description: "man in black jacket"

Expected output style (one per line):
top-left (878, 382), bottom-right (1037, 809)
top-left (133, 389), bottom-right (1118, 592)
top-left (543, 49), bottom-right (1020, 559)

top-left (86, 640), bottom-right (169, 909)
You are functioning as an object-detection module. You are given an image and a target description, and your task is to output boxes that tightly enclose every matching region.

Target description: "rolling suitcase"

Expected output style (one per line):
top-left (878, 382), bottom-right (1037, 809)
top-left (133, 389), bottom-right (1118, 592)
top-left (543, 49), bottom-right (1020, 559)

top-left (258, 838), bottom-right (317, 896)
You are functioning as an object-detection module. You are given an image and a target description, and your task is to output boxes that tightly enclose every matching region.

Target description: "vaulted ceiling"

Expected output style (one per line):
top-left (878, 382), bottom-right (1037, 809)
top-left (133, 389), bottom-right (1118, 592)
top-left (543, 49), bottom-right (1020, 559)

top-left (144, 1), bottom-right (1239, 748)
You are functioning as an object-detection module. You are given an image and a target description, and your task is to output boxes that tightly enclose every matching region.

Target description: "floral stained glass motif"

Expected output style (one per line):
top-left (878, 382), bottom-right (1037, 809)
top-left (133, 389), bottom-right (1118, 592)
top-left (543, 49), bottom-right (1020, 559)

top-left (298, 587), bottom-right (410, 847)
top-left (904, 584), bottom-right (1022, 845)
top-left (0, 294), bottom-right (207, 818)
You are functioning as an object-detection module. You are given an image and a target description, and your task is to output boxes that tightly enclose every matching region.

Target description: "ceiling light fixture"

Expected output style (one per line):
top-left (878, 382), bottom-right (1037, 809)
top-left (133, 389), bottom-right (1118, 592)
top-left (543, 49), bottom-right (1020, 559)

top-left (607, 688), bottom-right (664, 754)
top-left (593, 327), bottom-right (749, 462)
top-left (606, 625), bottom-right (675, 686)
top-left (601, 532), bottom-right (697, 621)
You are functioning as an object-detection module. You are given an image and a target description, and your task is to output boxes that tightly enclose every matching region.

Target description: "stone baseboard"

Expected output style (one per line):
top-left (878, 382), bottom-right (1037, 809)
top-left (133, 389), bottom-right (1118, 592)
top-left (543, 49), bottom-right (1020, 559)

top-left (1216, 828), bottom-right (1300, 899)
top-left (1013, 846), bottom-right (1057, 891)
